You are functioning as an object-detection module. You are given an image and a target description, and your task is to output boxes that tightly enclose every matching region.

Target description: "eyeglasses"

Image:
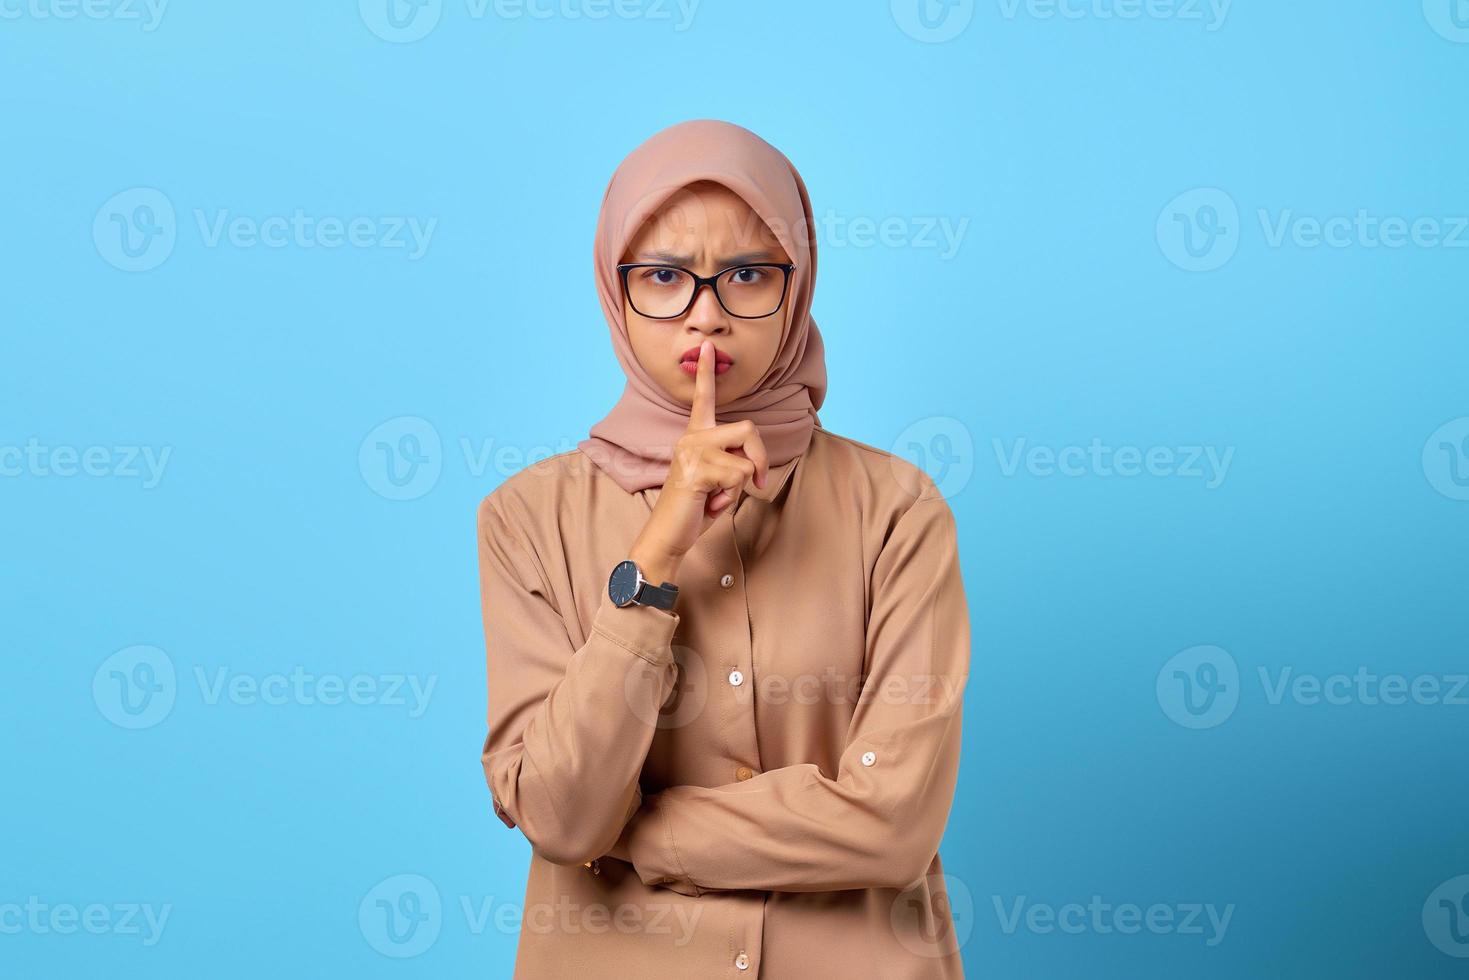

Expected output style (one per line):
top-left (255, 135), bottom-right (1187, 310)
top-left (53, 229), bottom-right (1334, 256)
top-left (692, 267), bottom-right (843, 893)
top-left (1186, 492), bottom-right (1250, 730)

top-left (616, 262), bottom-right (794, 320)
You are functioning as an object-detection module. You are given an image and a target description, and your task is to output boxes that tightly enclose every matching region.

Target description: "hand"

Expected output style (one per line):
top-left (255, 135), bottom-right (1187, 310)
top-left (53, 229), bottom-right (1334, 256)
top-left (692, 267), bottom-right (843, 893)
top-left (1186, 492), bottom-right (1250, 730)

top-left (629, 340), bottom-right (770, 579)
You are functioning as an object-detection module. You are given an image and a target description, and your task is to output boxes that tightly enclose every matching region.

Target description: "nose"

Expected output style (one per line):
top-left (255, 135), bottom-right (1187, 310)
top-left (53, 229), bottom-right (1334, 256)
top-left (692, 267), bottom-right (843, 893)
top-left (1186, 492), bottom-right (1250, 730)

top-left (683, 280), bottom-right (728, 333)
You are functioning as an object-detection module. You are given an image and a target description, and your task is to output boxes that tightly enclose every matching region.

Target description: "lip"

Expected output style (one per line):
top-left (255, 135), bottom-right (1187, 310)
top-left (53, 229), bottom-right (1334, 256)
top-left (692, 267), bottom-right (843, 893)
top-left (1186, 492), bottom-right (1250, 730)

top-left (679, 345), bottom-right (734, 376)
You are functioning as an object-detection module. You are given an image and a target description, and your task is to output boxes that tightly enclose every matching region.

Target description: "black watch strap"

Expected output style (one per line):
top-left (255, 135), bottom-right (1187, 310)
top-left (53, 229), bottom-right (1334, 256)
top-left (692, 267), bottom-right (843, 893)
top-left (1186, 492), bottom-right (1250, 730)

top-left (635, 579), bottom-right (679, 610)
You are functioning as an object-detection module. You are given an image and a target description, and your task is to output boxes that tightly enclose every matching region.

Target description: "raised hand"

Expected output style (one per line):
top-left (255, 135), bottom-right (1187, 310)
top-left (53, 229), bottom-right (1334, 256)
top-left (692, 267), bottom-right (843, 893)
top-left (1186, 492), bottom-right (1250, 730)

top-left (626, 339), bottom-right (770, 584)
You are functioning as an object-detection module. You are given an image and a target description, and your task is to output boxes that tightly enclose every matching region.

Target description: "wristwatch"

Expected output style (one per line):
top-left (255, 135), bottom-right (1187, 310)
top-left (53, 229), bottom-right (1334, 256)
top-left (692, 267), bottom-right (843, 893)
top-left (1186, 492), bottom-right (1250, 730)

top-left (607, 558), bottom-right (679, 611)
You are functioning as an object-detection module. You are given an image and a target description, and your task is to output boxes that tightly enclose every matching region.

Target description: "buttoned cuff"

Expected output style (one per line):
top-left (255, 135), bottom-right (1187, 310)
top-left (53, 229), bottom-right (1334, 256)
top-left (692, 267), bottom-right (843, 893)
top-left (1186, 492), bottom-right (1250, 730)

top-left (622, 793), bottom-right (701, 896)
top-left (589, 589), bottom-right (680, 669)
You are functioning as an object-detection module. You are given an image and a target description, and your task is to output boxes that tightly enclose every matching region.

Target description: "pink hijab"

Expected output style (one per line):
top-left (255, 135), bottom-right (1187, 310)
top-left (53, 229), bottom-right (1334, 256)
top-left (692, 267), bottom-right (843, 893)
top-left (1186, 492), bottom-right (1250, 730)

top-left (577, 119), bottom-right (828, 493)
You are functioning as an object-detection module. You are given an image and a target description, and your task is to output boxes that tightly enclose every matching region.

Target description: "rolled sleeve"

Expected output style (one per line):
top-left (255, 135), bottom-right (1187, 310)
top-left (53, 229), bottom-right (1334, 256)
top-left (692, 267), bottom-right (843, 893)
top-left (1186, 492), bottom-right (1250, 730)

top-left (616, 794), bottom-right (702, 896)
top-left (588, 589), bottom-right (680, 668)
top-left (478, 492), bottom-right (682, 867)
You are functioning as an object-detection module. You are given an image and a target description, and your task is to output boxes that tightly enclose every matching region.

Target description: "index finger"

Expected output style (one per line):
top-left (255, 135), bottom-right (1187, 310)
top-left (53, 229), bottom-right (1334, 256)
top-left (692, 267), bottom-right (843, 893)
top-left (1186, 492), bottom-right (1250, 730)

top-left (688, 339), bottom-right (716, 430)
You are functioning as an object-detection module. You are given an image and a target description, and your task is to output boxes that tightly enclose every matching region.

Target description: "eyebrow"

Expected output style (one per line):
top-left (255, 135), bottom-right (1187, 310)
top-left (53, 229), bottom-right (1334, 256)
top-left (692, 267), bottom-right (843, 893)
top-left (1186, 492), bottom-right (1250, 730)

top-left (632, 250), bottom-right (783, 267)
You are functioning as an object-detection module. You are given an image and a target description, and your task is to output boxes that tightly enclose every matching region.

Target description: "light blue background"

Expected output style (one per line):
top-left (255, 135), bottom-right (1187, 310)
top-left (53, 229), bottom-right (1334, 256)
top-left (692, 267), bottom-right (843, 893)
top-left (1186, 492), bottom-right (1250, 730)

top-left (3, 1), bottom-right (1467, 977)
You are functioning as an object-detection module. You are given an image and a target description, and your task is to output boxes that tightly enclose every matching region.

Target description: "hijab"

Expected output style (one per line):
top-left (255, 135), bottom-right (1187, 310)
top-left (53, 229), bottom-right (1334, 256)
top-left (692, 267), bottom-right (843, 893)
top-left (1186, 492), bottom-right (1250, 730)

top-left (576, 119), bottom-right (828, 493)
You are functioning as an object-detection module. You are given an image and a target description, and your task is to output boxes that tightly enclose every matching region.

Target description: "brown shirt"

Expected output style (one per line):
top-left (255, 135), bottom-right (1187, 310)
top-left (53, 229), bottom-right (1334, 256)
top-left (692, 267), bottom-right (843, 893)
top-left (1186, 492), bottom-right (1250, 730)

top-left (477, 426), bottom-right (970, 978)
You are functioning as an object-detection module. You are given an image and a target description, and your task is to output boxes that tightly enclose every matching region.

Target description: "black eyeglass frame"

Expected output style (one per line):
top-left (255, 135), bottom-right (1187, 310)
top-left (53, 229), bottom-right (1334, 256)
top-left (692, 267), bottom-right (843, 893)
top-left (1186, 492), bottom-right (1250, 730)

top-left (616, 262), bottom-right (795, 320)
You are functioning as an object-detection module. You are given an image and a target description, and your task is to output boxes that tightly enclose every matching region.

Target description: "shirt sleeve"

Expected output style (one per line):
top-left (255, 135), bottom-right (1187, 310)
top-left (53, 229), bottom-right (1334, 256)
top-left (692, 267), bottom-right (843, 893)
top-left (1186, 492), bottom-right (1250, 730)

top-left (610, 485), bottom-right (970, 895)
top-left (477, 491), bottom-right (682, 868)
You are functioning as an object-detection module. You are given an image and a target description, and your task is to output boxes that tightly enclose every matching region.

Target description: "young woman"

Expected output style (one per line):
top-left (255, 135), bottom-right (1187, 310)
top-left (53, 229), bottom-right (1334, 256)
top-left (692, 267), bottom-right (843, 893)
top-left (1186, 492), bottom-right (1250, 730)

top-left (477, 119), bottom-right (970, 978)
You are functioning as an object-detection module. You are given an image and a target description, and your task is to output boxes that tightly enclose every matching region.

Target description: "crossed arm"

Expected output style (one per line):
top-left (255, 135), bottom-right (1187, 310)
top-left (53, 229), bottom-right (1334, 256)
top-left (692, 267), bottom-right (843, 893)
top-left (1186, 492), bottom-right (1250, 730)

top-left (478, 485), bottom-right (970, 891)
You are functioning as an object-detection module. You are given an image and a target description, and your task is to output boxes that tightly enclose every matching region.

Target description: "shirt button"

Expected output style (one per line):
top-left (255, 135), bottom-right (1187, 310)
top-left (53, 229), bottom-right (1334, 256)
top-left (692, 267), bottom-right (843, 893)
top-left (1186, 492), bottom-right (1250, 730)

top-left (720, 573), bottom-right (735, 589)
top-left (728, 668), bottom-right (744, 687)
top-left (658, 876), bottom-right (677, 885)
top-left (735, 951), bottom-right (750, 970)
top-left (736, 765), bottom-right (754, 781)
top-left (861, 751), bottom-right (877, 767)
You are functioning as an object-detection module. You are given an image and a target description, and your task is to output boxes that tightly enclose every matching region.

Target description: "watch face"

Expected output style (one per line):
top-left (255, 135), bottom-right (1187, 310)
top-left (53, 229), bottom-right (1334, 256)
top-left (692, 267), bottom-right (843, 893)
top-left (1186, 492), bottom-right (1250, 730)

top-left (608, 559), bottom-right (641, 606)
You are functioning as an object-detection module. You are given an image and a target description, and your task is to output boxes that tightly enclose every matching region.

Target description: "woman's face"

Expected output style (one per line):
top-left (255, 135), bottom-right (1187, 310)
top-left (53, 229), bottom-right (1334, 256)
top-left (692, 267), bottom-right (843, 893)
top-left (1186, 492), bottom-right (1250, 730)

top-left (620, 180), bottom-right (791, 407)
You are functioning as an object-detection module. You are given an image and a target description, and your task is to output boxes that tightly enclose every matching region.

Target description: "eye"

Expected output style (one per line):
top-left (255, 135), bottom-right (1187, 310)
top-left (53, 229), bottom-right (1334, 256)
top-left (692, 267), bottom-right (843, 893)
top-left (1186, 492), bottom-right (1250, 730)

top-left (639, 267), bottom-right (687, 288)
top-left (728, 266), bottom-right (767, 285)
